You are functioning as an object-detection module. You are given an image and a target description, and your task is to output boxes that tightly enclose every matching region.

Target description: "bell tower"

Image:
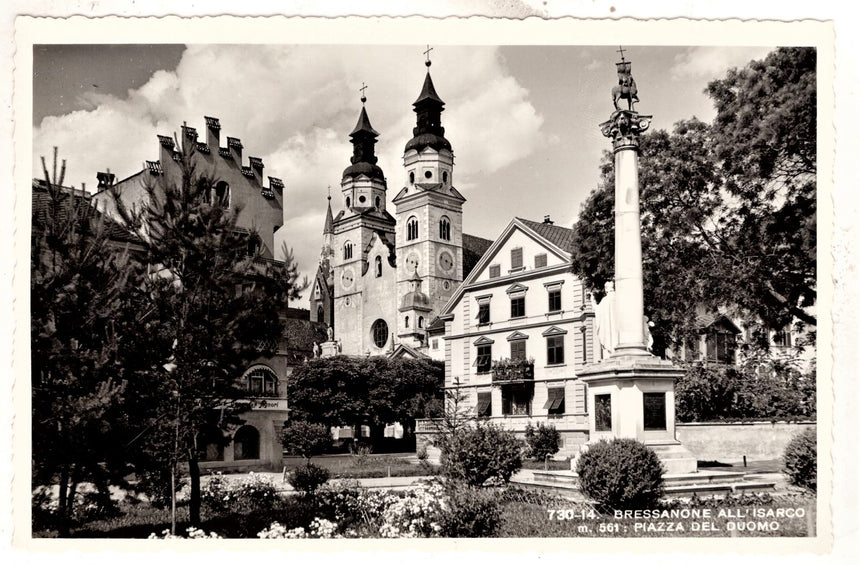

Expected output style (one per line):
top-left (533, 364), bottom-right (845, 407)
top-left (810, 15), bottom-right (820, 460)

top-left (332, 88), bottom-right (397, 355)
top-left (393, 48), bottom-right (466, 341)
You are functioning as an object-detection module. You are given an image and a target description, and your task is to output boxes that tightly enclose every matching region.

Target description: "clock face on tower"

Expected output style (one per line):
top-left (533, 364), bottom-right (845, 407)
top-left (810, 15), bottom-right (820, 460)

top-left (438, 250), bottom-right (455, 274)
top-left (405, 252), bottom-right (420, 273)
top-left (341, 267), bottom-right (355, 290)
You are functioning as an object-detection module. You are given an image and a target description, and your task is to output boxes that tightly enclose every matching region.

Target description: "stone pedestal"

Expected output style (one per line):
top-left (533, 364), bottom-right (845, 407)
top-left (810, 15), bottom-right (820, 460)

top-left (320, 340), bottom-right (340, 358)
top-left (576, 355), bottom-right (698, 474)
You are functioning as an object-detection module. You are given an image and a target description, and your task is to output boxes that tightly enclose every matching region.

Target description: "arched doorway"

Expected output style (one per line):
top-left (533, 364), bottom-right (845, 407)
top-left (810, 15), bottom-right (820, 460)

top-left (233, 425), bottom-right (260, 460)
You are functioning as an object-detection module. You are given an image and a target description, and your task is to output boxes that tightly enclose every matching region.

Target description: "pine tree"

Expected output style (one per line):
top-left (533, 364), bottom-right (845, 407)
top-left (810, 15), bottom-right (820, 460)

top-left (112, 133), bottom-right (304, 528)
top-left (31, 148), bottom-right (141, 535)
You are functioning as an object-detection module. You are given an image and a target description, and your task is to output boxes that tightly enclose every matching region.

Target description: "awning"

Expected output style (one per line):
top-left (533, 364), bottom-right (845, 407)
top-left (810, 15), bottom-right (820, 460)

top-left (543, 387), bottom-right (565, 410)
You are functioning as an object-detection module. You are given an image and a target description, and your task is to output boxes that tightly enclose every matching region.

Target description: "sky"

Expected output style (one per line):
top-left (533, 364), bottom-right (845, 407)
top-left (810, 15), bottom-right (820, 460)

top-left (32, 44), bottom-right (773, 289)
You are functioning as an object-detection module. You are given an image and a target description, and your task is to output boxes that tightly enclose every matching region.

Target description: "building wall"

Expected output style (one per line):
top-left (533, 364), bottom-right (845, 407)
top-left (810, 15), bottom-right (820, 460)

top-left (92, 120), bottom-right (284, 259)
top-left (332, 226), bottom-right (398, 355)
top-left (443, 223), bottom-right (596, 458)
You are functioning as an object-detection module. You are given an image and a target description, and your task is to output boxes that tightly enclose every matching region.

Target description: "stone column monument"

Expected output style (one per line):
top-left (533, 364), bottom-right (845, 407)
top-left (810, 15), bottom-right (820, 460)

top-left (576, 50), bottom-right (696, 474)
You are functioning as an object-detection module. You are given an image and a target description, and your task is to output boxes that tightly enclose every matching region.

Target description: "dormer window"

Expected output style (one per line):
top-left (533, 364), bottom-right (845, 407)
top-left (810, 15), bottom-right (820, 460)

top-left (246, 366), bottom-right (278, 397)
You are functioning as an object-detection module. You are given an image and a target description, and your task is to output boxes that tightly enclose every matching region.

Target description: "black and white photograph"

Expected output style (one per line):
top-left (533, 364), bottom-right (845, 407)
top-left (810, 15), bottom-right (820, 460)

top-left (8, 12), bottom-right (847, 557)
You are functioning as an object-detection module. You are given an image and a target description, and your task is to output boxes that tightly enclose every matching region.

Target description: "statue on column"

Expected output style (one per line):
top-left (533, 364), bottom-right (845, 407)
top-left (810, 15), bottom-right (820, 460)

top-left (312, 341), bottom-right (321, 358)
top-left (594, 281), bottom-right (618, 356)
top-left (612, 49), bottom-right (639, 111)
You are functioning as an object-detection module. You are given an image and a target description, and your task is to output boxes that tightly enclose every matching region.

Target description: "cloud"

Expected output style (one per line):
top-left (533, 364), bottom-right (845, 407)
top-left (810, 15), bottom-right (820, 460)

top-left (670, 46), bottom-right (773, 80)
top-left (34, 45), bottom-right (546, 285)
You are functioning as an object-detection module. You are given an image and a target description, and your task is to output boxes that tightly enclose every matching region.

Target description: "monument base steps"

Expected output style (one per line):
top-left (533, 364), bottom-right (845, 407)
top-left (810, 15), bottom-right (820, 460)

top-left (517, 469), bottom-right (776, 499)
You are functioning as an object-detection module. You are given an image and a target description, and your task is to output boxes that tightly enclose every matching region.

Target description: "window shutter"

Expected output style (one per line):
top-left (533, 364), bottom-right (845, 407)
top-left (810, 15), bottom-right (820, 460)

top-left (511, 248), bottom-right (523, 268)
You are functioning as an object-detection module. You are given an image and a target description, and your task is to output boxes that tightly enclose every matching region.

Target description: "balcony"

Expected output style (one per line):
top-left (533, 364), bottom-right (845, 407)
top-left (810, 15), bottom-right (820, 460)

top-left (491, 357), bottom-right (535, 383)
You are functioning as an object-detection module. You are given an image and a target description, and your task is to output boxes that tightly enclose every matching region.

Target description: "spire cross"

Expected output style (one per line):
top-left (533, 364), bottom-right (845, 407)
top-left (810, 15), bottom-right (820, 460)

top-left (423, 44), bottom-right (434, 64)
top-left (359, 82), bottom-right (368, 103)
top-left (327, 185), bottom-right (331, 200)
top-left (616, 46), bottom-right (627, 62)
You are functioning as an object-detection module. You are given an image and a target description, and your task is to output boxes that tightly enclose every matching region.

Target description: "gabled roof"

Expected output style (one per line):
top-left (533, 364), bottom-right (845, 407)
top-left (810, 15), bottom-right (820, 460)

top-left (516, 217), bottom-right (575, 252)
top-left (462, 233), bottom-right (493, 278)
top-left (390, 343), bottom-right (430, 360)
top-left (425, 316), bottom-right (445, 333)
top-left (282, 318), bottom-right (328, 362)
top-left (441, 217), bottom-right (574, 317)
top-left (32, 179), bottom-right (141, 245)
top-left (695, 313), bottom-right (742, 334)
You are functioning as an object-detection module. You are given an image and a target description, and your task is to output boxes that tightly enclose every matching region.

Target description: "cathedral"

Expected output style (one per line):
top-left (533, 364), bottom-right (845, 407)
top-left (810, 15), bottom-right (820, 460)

top-left (310, 59), bottom-right (492, 356)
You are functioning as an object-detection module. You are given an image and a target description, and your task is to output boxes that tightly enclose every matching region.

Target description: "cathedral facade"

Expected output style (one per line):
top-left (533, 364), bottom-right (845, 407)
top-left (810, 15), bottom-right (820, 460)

top-left (311, 62), bottom-right (491, 356)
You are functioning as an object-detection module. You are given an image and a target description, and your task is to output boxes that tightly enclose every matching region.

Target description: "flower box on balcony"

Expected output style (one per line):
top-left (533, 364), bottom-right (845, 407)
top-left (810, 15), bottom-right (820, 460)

top-left (491, 357), bottom-right (535, 383)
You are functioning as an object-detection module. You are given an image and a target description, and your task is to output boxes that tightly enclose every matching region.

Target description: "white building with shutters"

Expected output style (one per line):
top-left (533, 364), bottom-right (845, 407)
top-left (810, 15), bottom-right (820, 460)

top-left (437, 216), bottom-right (599, 457)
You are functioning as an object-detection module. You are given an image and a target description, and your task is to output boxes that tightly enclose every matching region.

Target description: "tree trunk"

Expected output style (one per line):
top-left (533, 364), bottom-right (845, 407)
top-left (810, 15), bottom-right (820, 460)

top-left (188, 450), bottom-right (201, 527)
top-left (369, 423), bottom-right (385, 450)
top-left (57, 464), bottom-right (70, 537)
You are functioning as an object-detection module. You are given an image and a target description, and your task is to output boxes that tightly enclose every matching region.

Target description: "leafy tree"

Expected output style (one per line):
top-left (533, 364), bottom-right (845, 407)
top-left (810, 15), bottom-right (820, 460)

top-left (282, 420), bottom-right (332, 463)
top-left (524, 422), bottom-right (561, 461)
top-left (112, 134), bottom-right (303, 528)
top-left (287, 355), bottom-right (444, 444)
top-left (674, 356), bottom-right (816, 422)
top-left (570, 48), bottom-right (816, 353)
top-left (31, 149), bottom-right (143, 535)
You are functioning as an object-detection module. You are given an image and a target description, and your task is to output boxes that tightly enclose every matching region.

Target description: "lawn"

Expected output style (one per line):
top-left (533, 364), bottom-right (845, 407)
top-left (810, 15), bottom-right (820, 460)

top-left (283, 452), bottom-right (439, 479)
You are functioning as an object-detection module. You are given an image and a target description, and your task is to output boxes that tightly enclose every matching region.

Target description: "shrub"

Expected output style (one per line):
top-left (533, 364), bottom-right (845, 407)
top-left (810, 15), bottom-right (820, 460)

top-left (524, 422), bottom-right (561, 461)
top-left (783, 427), bottom-right (816, 491)
top-left (289, 463), bottom-right (331, 495)
top-left (438, 482), bottom-right (501, 537)
top-left (378, 482), bottom-right (446, 538)
top-left (438, 423), bottom-right (523, 486)
top-left (201, 472), bottom-right (280, 514)
top-left (575, 438), bottom-right (664, 510)
top-left (282, 420), bottom-right (332, 461)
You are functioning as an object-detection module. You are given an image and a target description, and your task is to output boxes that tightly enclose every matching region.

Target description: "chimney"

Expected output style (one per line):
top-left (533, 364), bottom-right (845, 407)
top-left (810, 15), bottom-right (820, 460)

top-left (249, 156), bottom-right (264, 185)
top-left (543, 215), bottom-right (554, 225)
top-left (205, 116), bottom-right (220, 152)
top-left (157, 135), bottom-right (176, 171)
top-left (227, 136), bottom-right (243, 163)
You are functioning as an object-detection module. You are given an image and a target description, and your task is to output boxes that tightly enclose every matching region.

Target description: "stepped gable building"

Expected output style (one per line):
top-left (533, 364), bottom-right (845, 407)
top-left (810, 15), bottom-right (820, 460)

top-left (310, 60), bottom-right (492, 357)
top-left (87, 119), bottom-right (324, 471)
top-left (92, 117), bottom-right (285, 260)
